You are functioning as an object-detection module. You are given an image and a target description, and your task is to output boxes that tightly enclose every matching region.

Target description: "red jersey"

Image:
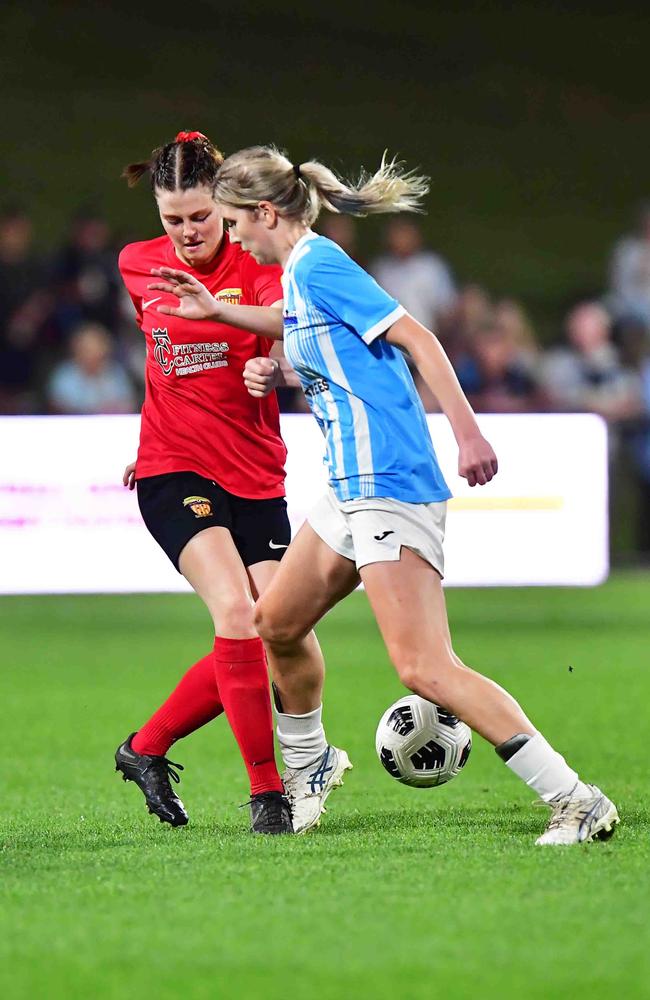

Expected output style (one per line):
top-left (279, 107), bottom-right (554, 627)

top-left (119, 234), bottom-right (287, 498)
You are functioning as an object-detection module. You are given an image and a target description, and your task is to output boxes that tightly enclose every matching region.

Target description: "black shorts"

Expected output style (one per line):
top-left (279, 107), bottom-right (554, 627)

top-left (137, 472), bottom-right (291, 571)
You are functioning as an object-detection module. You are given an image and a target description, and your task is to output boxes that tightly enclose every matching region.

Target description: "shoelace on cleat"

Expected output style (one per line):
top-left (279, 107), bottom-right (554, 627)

top-left (282, 750), bottom-right (333, 800)
top-left (282, 776), bottom-right (316, 802)
top-left (240, 793), bottom-right (285, 807)
top-left (145, 756), bottom-right (184, 788)
top-left (535, 796), bottom-right (598, 832)
top-left (241, 793), bottom-right (290, 823)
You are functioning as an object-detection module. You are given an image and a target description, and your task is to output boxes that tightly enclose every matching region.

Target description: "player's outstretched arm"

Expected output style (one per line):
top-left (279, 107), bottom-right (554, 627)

top-left (386, 315), bottom-right (498, 487)
top-left (147, 268), bottom-right (284, 339)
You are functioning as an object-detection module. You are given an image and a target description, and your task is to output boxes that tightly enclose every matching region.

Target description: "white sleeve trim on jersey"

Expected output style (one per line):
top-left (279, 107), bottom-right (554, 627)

top-left (361, 305), bottom-right (406, 344)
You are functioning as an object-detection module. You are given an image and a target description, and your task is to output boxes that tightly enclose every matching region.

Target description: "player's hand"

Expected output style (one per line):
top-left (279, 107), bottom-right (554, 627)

top-left (243, 357), bottom-right (281, 397)
top-left (147, 268), bottom-right (218, 321)
top-left (123, 461), bottom-right (137, 490)
top-left (458, 435), bottom-right (498, 487)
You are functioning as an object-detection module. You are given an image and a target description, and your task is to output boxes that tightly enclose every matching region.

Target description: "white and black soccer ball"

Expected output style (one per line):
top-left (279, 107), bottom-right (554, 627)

top-left (375, 695), bottom-right (472, 788)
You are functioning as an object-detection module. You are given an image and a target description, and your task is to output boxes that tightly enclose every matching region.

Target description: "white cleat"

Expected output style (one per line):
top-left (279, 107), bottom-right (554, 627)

top-left (535, 784), bottom-right (620, 846)
top-left (282, 745), bottom-right (353, 835)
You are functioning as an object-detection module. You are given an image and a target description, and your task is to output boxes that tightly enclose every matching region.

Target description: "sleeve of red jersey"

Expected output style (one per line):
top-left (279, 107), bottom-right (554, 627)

top-left (118, 245), bottom-right (143, 324)
top-left (241, 256), bottom-right (284, 307)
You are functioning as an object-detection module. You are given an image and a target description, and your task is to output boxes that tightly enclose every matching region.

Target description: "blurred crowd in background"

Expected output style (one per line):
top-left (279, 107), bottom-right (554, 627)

top-left (2, 202), bottom-right (650, 556)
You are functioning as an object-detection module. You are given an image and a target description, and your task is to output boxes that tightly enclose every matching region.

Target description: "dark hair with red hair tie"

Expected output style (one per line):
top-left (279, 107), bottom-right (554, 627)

top-left (122, 131), bottom-right (224, 190)
top-left (175, 130), bottom-right (208, 143)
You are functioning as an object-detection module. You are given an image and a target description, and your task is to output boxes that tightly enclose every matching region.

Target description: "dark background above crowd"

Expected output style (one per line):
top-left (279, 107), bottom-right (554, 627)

top-left (3, 0), bottom-right (650, 320)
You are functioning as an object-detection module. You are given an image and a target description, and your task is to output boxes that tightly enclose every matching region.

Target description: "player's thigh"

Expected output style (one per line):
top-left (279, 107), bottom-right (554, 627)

top-left (179, 526), bottom-right (255, 634)
top-left (137, 471), bottom-right (255, 633)
top-left (246, 560), bottom-right (279, 600)
top-left (360, 547), bottom-right (454, 665)
top-left (255, 520), bottom-right (360, 640)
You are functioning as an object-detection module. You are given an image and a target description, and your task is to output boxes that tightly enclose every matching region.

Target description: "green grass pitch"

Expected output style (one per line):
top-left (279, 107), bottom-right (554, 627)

top-left (1, 574), bottom-right (649, 999)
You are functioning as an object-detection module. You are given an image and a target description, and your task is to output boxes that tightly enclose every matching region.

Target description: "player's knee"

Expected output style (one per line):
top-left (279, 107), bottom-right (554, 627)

top-left (254, 599), bottom-right (300, 648)
top-left (252, 597), bottom-right (270, 637)
top-left (394, 647), bottom-right (459, 703)
top-left (212, 592), bottom-right (256, 637)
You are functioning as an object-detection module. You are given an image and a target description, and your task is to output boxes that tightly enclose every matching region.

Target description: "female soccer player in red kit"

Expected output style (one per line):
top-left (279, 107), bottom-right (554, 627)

top-left (114, 131), bottom-right (303, 834)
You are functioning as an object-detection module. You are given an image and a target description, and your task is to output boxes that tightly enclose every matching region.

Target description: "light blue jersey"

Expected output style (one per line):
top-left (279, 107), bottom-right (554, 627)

top-left (282, 233), bottom-right (451, 504)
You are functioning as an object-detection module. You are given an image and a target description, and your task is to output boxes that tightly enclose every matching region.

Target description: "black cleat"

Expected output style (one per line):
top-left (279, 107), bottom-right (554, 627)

top-left (247, 791), bottom-right (294, 835)
top-left (115, 733), bottom-right (189, 827)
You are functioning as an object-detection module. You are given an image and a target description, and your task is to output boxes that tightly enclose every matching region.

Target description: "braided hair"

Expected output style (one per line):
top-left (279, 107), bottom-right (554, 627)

top-left (122, 131), bottom-right (224, 191)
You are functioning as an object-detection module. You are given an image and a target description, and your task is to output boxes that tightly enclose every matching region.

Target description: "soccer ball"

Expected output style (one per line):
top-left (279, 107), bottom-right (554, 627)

top-left (375, 695), bottom-right (472, 788)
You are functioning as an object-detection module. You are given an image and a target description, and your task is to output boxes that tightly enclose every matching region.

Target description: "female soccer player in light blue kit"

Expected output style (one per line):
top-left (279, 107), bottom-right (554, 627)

top-left (149, 147), bottom-right (619, 846)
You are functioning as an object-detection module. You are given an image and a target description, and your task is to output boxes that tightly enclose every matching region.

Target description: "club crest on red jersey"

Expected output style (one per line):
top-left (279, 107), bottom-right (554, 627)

top-left (214, 287), bottom-right (242, 306)
top-left (182, 496), bottom-right (213, 518)
top-left (152, 329), bottom-right (174, 376)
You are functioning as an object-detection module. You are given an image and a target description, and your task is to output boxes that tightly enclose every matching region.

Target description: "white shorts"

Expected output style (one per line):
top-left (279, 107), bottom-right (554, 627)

top-left (307, 490), bottom-right (447, 576)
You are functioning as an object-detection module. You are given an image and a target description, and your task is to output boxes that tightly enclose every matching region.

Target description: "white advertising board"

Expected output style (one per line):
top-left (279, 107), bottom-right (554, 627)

top-left (0, 413), bottom-right (608, 593)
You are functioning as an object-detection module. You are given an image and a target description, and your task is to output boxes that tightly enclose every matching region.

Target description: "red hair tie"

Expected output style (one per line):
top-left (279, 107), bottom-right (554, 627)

top-left (175, 130), bottom-right (207, 143)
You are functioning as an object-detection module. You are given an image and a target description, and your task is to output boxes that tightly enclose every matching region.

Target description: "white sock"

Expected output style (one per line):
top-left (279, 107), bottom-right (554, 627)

top-left (505, 732), bottom-right (591, 802)
top-left (276, 705), bottom-right (327, 770)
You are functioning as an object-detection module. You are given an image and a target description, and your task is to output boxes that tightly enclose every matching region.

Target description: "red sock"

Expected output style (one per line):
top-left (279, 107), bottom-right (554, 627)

top-left (132, 653), bottom-right (223, 756)
top-left (213, 636), bottom-right (283, 796)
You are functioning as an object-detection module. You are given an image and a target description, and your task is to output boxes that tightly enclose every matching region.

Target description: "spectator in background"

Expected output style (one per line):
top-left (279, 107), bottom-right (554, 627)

top-left (318, 213), bottom-right (365, 266)
top-left (442, 283), bottom-right (493, 363)
top-left (615, 317), bottom-right (650, 556)
top-left (45, 322), bottom-right (137, 415)
top-left (418, 293), bottom-right (542, 414)
top-left (369, 218), bottom-right (457, 330)
top-left (0, 206), bottom-right (43, 314)
top-left (452, 321), bottom-right (544, 414)
top-left (607, 201), bottom-right (650, 325)
top-left (115, 282), bottom-right (147, 396)
top-left (493, 298), bottom-right (540, 375)
top-left (0, 206), bottom-right (50, 413)
top-left (50, 209), bottom-right (121, 340)
top-left (540, 302), bottom-right (641, 420)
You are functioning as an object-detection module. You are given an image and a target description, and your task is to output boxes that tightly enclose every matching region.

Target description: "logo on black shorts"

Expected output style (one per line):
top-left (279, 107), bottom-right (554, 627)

top-left (183, 496), bottom-right (213, 518)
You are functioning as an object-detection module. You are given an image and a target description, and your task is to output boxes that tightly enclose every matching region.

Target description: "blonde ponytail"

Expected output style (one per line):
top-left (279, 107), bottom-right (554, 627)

top-left (214, 146), bottom-right (429, 224)
top-left (299, 153), bottom-right (429, 216)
